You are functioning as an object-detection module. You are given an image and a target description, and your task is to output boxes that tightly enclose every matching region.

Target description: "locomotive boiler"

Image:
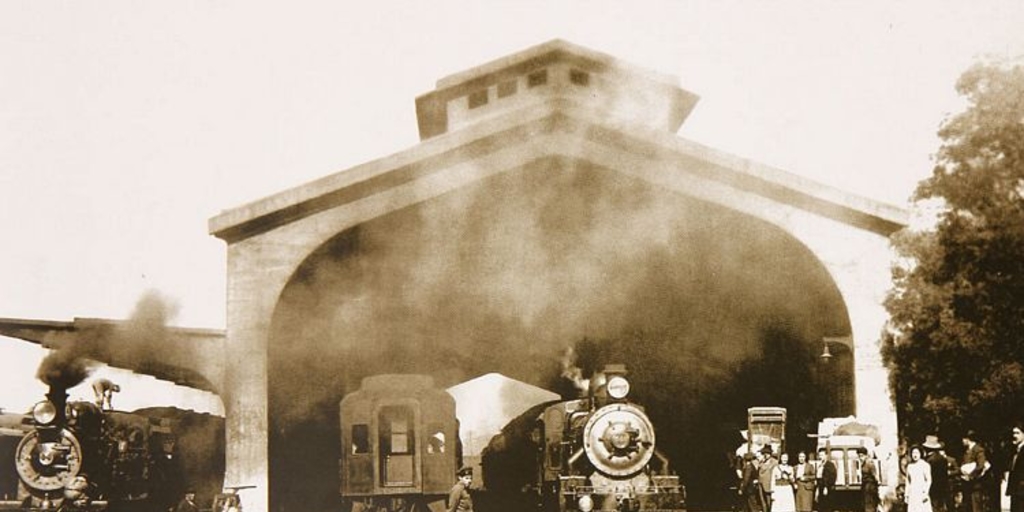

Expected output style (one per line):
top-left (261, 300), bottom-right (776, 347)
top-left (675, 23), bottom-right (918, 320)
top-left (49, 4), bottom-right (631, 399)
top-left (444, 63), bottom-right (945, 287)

top-left (13, 385), bottom-right (223, 512)
top-left (481, 365), bottom-right (685, 512)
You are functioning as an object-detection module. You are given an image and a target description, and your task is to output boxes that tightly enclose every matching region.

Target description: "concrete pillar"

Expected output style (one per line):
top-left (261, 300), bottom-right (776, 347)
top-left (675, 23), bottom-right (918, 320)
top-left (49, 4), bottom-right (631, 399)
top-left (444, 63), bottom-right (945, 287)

top-left (222, 238), bottom-right (297, 512)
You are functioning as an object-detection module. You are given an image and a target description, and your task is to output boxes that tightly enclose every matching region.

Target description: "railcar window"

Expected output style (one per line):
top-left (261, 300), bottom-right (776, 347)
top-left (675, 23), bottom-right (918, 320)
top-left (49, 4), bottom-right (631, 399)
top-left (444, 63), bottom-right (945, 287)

top-left (427, 426), bottom-right (446, 454)
top-left (352, 424), bottom-right (369, 454)
top-left (379, 406), bottom-right (414, 455)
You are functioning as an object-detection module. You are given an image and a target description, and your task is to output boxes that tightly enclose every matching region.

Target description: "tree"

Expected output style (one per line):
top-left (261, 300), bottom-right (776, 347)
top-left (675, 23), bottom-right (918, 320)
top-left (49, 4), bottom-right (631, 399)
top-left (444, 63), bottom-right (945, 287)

top-left (882, 58), bottom-right (1024, 444)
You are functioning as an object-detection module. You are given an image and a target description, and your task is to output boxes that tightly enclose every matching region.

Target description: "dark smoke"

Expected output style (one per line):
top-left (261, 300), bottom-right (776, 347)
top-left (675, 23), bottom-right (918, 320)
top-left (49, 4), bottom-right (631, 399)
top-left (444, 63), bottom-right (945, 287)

top-left (35, 290), bottom-right (185, 390)
top-left (37, 344), bottom-right (96, 389)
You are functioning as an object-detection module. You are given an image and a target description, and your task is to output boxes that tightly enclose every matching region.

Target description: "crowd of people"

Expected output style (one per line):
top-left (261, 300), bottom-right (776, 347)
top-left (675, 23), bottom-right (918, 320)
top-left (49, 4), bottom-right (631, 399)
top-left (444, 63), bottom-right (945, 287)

top-left (737, 445), bottom-right (845, 512)
top-left (736, 423), bottom-right (1024, 512)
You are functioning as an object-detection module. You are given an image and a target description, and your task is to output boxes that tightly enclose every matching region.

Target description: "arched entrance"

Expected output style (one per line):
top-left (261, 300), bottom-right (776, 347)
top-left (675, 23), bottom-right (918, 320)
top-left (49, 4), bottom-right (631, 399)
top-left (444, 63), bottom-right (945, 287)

top-left (265, 162), bottom-right (856, 511)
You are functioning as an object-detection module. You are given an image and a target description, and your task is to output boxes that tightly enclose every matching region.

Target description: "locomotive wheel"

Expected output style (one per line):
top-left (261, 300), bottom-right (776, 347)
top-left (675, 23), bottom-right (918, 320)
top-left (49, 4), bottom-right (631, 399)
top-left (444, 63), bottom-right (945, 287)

top-left (15, 428), bottom-right (84, 492)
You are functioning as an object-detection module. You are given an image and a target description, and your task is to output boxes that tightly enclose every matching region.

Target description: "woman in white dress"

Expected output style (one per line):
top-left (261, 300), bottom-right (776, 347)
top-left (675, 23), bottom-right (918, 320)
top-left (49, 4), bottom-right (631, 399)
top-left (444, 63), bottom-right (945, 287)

top-left (906, 445), bottom-right (933, 512)
top-left (773, 452), bottom-right (797, 512)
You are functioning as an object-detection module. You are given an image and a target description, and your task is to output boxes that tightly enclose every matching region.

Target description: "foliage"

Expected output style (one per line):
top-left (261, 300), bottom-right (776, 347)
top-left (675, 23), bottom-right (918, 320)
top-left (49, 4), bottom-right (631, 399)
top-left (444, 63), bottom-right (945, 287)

top-left (882, 58), bottom-right (1024, 444)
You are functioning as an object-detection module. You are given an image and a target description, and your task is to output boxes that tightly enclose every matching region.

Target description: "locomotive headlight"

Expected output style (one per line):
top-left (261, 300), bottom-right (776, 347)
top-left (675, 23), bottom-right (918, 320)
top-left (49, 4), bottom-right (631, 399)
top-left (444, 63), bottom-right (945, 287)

top-left (606, 376), bottom-right (630, 399)
top-left (578, 494), bottom-right (594, 512)
top-left (32, 400), bottom-right (58, 425)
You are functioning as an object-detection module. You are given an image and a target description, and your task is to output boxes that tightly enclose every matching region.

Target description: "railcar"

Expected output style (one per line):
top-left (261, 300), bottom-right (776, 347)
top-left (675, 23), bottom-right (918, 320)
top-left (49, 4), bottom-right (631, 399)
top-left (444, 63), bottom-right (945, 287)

top-left (339, 375), bottom-right (460, 512)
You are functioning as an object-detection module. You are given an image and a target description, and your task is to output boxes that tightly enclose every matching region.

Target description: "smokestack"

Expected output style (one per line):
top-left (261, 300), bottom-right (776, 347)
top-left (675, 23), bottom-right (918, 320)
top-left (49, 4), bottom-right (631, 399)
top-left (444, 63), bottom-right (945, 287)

top-left (45, 384), bottom-right (68, 425)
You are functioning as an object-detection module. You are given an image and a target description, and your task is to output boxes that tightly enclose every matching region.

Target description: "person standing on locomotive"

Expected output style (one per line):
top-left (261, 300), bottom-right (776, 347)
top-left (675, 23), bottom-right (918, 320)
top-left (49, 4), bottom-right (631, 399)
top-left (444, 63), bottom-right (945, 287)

top-left (91, 378), bottom-right (120, 411)
top-left (447, 466), bottom-right (473, 512)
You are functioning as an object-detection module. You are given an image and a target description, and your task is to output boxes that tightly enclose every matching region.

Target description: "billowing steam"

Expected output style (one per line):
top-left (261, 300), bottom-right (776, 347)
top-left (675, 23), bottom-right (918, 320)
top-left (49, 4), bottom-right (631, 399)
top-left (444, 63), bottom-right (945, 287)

top-left (560, 347), bottom-right (589, 394)
top-left (268, 160), bottom-right (850, 425)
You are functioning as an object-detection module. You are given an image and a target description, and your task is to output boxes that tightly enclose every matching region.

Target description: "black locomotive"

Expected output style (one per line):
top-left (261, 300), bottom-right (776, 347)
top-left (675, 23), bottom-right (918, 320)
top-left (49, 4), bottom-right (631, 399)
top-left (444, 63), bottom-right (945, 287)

top-left (481, 365), bottom-right (685, 512)
top-left (13, 385), bottom-right (223, 512)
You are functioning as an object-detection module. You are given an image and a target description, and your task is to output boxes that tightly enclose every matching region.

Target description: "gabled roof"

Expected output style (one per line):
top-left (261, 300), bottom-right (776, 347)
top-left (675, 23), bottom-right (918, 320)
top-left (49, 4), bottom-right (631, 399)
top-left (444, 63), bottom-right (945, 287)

top-left (209, 41), bottom-right (907, 244)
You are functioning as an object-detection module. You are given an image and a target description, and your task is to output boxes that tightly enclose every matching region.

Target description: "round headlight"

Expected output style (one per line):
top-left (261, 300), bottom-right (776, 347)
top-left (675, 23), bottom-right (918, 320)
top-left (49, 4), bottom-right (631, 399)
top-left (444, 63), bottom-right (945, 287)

top-left (32, 400), bottom-right (58, 425)
top-left (606, 376), bottom-right (630, 399)
top-left (578, 494), bottom-right (594, 512)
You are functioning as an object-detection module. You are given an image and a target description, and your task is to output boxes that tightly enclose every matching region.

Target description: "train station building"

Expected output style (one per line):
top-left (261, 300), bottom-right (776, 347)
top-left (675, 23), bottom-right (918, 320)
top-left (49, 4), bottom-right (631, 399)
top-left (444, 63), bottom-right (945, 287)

top-left (2, 40), bottom-right (908, 512)
top-left (206, 39), bottom-right (907, 512)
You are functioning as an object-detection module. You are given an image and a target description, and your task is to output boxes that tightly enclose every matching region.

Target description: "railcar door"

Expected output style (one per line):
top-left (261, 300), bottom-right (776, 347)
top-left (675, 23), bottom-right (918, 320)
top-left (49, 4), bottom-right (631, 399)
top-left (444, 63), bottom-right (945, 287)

top-left (379, 405), bottom-right (415, 488)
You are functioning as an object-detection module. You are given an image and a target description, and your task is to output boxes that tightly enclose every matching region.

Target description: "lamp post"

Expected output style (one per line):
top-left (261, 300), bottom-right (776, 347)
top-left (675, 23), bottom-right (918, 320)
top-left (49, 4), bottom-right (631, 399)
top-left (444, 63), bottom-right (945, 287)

top-left (820, 335), bottom-right (853, 362)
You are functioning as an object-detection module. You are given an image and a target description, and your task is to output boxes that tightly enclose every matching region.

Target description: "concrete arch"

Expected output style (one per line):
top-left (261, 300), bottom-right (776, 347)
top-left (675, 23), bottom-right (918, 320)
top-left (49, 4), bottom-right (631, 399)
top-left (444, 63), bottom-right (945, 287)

top-left (249, 156), bottom-right (871, 510)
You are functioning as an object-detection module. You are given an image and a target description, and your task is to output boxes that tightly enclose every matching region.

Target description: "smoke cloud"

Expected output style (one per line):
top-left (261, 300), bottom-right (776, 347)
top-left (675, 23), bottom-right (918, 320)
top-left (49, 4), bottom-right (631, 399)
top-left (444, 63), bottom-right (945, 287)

top-left (35, 290), bottom-right (192, 391)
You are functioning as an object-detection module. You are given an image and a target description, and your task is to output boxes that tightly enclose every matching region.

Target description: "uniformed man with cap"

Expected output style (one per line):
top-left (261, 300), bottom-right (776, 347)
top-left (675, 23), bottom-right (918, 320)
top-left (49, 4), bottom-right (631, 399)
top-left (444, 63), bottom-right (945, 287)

top-left (447, 467), bottom-right (473, 512)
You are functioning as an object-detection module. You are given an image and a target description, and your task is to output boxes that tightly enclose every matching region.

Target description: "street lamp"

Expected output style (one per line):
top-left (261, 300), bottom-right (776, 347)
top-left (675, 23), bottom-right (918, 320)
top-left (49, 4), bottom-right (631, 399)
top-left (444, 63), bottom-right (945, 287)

top-left (820, 335), bottom-right (853, 362)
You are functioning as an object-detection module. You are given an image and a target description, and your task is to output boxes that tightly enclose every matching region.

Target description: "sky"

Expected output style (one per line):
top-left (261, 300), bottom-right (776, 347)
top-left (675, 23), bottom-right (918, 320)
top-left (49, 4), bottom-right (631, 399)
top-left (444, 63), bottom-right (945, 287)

top-left (1, 1), bottom-right (1023, 411)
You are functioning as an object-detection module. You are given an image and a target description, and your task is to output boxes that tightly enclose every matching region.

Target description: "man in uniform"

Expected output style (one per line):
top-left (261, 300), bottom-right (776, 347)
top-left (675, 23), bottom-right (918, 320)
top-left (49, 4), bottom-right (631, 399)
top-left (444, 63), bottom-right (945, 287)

top-left (174, 490), bottom-right (199, 512)
top-left (447, 467), bottom-right (473, 512)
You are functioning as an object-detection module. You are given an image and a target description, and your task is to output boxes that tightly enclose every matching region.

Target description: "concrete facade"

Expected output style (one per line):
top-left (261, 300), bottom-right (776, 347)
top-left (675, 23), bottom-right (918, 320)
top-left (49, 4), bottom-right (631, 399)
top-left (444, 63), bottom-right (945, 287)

top-left (209, 40), bottom-right (907, 512)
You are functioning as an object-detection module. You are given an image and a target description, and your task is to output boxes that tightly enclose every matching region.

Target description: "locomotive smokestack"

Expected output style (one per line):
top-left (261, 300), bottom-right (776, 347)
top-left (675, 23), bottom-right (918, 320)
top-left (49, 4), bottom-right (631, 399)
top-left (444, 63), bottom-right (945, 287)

top-left (45, 384), bottom-right (69, 425)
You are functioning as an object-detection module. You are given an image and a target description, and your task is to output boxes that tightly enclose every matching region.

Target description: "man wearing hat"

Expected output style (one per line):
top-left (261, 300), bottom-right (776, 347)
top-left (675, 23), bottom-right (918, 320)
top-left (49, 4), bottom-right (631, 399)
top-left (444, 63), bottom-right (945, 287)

top-left (740, 452), bottom-right (763, 512)
top-left (447, 467), bottom-right (473, 512)
top-left (174, 490), bottom-right (199, 512)
top-left (924, 435), bottom-right (953, 512)
top-left (858, 447), bottom-right (880, 512)
top-left (758, 446), bottom-right (778, 512)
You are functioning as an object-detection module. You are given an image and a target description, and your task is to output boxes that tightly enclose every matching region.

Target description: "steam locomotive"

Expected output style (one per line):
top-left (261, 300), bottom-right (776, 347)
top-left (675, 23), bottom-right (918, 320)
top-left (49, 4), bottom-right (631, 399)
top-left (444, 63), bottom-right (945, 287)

top-left (12, 385), bottom-right (224, 512)
top-left (481, 365), bottom-right (685, 512)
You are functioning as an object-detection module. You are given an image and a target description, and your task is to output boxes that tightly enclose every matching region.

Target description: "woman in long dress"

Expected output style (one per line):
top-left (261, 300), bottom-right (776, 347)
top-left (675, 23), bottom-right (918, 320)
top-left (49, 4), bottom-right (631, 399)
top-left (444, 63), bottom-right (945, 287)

top-left (906, 446), bottom-right (933, 512)
top-left (773, 453), bottom-right (797, 512)
top-left (794, 451), bottom-right (816, 512)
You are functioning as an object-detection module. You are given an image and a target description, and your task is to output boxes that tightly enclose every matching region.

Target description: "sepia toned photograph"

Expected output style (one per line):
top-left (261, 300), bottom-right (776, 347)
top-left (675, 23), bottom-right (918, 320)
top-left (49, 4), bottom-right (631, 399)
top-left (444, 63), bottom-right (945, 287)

top-left (2, 3), bottom-right (1023, 512)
